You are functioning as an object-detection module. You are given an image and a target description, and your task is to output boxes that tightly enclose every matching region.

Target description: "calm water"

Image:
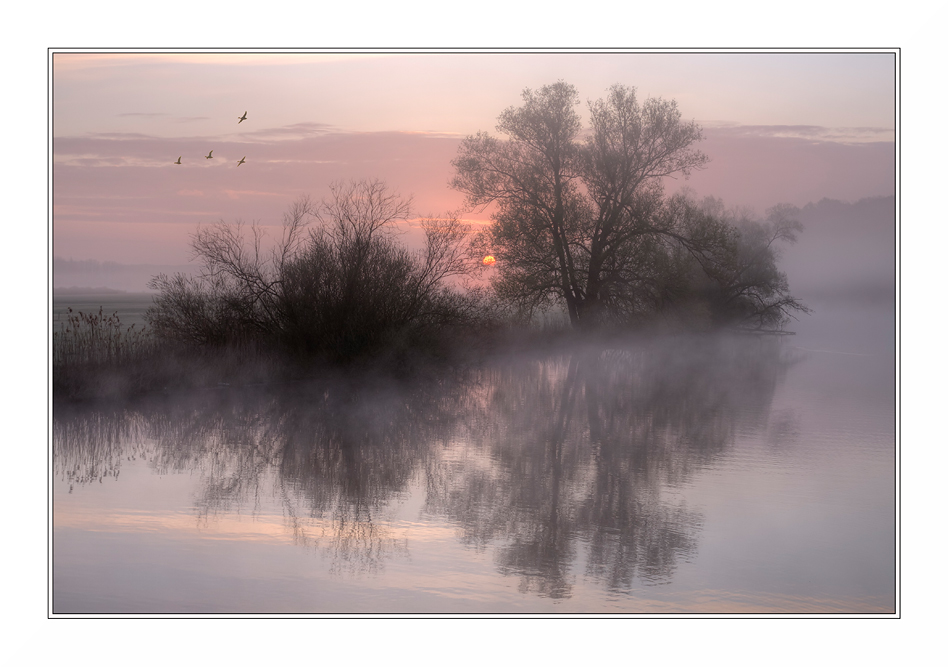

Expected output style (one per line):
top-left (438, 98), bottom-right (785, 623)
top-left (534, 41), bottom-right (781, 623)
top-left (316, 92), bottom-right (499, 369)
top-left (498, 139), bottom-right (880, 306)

top-left (51, 296), bottom-right (896, 614)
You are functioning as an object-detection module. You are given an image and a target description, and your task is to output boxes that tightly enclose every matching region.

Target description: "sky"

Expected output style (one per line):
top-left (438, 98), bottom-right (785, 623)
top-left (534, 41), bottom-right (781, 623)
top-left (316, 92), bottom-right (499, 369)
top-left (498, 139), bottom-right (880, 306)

top-left (52, 50), bottom-right (896, 266)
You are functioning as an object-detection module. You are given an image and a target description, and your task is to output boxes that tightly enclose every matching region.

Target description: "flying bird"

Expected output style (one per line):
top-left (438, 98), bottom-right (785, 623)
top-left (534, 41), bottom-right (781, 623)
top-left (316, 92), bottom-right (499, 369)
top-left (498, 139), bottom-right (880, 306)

top-left (237, 156), bottom-right (246, 166)
top-left (238, 111), bottom-right (247, 124)
top-left (205, 150), bottom-right (214, 159)
top-left (174, 157), bottom-right (181, 164)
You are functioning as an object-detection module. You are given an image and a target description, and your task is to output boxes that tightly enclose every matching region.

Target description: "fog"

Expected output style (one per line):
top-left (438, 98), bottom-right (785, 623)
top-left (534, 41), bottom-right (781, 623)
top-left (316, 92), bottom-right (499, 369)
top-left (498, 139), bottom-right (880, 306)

top-left (780, 195), bottom-right (895, 302)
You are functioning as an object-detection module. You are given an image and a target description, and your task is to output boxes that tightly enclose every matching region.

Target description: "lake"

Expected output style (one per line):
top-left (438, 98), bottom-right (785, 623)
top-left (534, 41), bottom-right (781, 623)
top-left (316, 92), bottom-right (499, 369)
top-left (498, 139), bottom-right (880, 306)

top-left (51, 294), bottom-right (896, 615)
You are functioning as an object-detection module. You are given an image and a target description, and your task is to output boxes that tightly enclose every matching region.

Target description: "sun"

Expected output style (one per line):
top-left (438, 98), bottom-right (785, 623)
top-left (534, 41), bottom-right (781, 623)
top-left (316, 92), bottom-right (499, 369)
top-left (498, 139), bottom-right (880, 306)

top-left (482, 255), bottom-right (496, 265)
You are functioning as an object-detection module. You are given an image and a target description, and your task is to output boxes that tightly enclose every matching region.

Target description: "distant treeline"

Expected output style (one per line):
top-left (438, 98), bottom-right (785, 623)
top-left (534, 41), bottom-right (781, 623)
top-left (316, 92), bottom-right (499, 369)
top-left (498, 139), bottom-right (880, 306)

top-left (780, 195), bottom-right (895, 301)
top-left (54, 257), bottom-right (195, 293)
top-left (54, 286), bottom-right (130, 296)
top-left (54, 257), bottom-right (127, 273)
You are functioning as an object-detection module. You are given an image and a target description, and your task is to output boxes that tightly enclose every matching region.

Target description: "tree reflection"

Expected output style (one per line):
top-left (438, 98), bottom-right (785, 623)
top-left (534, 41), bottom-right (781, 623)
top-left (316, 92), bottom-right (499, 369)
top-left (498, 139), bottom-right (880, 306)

top-left (54, 335), bottom-right (794, 598)
top-left (424, 335), bottom-right (792, 596)
top-left (54, 377), bottom-right (457, 574)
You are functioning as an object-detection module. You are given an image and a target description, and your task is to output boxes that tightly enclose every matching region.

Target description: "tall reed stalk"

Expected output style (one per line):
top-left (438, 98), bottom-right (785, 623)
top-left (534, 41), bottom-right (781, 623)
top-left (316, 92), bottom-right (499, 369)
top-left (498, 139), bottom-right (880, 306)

top-left (53, 307), bottom-right (154, 368)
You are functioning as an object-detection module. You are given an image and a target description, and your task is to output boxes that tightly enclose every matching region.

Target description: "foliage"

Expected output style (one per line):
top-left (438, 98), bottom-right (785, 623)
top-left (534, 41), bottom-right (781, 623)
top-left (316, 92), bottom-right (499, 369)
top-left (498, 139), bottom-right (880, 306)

top-left (147, 179), bottom-right (485, 365)
top-left (665, 196), bottom-right (811, 330)
top-left (453, 81), bottom-right (807, 330)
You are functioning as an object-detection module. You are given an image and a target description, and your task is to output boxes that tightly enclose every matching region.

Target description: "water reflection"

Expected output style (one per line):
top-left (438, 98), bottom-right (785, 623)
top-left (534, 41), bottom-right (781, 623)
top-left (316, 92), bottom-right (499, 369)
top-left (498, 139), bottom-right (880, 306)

top-left (54, 408), bottom-right (149, 491)
top-left (54, 335), bottom-right (794, 600)
top-left (423, 337), bottom-right (792, 596)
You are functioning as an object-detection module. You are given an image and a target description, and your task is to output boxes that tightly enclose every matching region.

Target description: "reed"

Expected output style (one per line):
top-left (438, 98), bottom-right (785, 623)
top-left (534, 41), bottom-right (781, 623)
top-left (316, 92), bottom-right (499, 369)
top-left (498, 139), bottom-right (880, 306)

top-left (52, 304), bottom-right (321, 399)
top-left (53, 306), bottom-right (154, 368)
top-left (52, 307), bottom-right (167, 399)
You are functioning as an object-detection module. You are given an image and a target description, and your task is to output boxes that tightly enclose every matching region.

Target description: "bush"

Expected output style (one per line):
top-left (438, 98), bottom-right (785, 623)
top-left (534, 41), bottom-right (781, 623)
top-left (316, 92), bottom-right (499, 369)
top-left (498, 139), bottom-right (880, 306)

top-left (642, 195), bottom-right (811, 331)
top-left (147, 179), bottom-right (487, 366)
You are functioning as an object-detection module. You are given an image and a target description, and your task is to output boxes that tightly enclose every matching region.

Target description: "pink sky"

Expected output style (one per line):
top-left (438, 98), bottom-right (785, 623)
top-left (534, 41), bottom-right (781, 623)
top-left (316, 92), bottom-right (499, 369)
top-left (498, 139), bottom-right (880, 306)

top-left (52, 50), bottom-right (895, 265)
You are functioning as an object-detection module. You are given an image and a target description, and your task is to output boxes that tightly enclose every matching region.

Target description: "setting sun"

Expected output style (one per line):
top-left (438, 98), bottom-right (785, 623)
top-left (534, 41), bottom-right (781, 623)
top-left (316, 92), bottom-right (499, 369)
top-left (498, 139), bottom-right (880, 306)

top-left (483, 255), bottom-right (496, 265)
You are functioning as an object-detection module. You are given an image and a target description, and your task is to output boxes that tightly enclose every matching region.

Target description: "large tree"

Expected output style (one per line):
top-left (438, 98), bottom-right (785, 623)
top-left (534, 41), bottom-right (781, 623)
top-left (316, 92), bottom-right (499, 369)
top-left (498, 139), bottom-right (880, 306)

top-left (452, 81), bottom-right (741, 328)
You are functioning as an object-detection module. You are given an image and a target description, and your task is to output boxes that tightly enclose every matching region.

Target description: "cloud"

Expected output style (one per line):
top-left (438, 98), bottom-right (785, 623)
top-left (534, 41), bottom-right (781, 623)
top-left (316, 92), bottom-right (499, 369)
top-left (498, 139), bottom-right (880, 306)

top-left (236, 122), bottom-right (335, 142)
top-left (223, 189), bottom-right (285, 200)
top-left (54, 155), bottom-right (132, 167)
top-left (117, 112), bottom-right (169, 117)
top-left (52, 128), bottom-right (470, 263)
top-left (702, 123), bottom-right (893, 144)
top-left (82, 132), bottom-right (160, 141)
top-left (54, 52), bottom-right (390, 72)
top-left (256, 158), bottom-right (338, 164)
top-left (52, 125), bottom-right (894, 264)
top-left (678, 129), bottom-right (894, 213)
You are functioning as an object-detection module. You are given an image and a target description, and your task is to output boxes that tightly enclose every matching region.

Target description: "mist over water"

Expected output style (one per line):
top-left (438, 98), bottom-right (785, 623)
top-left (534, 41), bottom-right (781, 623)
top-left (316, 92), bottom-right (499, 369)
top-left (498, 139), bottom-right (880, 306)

top-left (52, 296), bottom-right (895, 613)
top-left (780, 196), bottom-right (895, 302)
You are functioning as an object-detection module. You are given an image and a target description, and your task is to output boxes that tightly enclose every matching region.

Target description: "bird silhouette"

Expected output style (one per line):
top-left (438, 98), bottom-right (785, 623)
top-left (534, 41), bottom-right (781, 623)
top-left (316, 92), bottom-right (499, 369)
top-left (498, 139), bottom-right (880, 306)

top-left (237, 157), bottom-right (246, 166)
top-left (205, 150), bottom-right (214, 159)
top-left (174, 157), bottom-right (181, 164)
top-left (238, 111), bottom-right (247, 124)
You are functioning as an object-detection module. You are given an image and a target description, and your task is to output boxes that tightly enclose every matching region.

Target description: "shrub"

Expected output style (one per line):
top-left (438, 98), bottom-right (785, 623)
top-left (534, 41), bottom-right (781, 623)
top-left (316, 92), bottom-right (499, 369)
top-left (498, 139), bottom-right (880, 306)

top-left (147, 179), bottom-right (487, 366)
top-left (640, 195), bottom-right (811, 332)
